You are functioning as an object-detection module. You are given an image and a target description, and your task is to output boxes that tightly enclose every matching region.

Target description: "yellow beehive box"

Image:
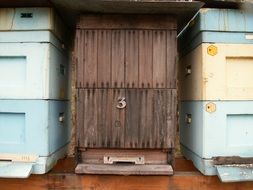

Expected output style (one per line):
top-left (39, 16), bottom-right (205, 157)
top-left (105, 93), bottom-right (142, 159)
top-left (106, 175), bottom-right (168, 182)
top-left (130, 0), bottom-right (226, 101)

top-left (179, 43), bottom-right (253, 100)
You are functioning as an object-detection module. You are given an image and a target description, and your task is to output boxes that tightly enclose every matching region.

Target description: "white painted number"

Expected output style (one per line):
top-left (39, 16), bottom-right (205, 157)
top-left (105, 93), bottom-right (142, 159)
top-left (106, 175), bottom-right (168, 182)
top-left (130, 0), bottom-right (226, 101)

top-left (116, 97), bottom-right (126, 109)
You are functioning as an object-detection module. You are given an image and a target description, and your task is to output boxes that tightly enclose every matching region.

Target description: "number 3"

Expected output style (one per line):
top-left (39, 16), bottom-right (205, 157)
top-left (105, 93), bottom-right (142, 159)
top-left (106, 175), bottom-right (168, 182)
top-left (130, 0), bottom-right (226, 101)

top-left (116, 97), bottom-right (126, 109)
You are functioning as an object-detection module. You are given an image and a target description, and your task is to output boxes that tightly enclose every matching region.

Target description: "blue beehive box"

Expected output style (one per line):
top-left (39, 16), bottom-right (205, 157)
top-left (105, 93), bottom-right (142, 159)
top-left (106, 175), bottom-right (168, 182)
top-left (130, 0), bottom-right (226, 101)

top-left (179, 8), bottom-right (253, 55)
top-left (0, 31), bottom-right (69, 100)
top-left (180, 101), bottom-right (253, 182)
top-left (0, 100), bottom-right (70, 178)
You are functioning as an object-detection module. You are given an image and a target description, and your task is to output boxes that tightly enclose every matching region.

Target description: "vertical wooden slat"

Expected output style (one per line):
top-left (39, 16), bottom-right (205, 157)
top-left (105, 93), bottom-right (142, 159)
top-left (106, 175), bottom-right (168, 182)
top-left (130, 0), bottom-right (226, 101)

top-left (83, 89), bottom-right (98, 147)
top-left (153, 90), bottom-right (168, 148)
top-left (77, 90), bottom-right (84, 147)
top-left (82, 30), bottom-right (86, 88)
top-left (111, 89), bottom-right (125, 148)
top-left (97, 30), bottom-right (112, 88)
top-left (112, 30), bottom-right (125, 88)
top-left (97, 89), bottom-right (112, 147)
top-left (153, 30), bottom-right (167, 88)
top-left (166, 30), bottom-right (177, 89)
top-left (75, 30), bottom-right (82, 88)
top-left (83, 30), bottom-right (98, 88)
top-left (165, 89), bottom-right (176, 148)
top-left (125, 89), bottom-right (140, 148)
top-left (125, 30), bottom-right (139, 88)
top-left (139, 89), bottom-right (153, 148)
top-left (139, 30), bottom-right (153, 88)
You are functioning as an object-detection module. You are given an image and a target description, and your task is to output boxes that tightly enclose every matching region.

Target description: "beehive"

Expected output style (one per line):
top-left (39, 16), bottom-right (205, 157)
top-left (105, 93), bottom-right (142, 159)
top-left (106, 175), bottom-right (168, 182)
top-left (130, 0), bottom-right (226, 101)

top-left (0, 7), bottom-right (70, 178)
top-left (179, 8), bottom-right (253, 182)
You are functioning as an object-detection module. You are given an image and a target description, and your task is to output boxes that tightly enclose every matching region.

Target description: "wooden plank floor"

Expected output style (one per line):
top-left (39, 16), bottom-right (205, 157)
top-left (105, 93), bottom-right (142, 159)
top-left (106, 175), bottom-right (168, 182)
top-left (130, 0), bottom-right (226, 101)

top-left (0, 157), bottom-right (253, 190)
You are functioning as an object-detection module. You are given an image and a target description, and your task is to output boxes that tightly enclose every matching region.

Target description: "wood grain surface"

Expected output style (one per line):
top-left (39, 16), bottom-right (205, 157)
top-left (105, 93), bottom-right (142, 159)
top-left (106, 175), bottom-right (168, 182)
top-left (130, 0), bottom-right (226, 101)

top-left (75, 29), bottom-right (177, 89)
top-left (77, 89), bottom-right (176, 149)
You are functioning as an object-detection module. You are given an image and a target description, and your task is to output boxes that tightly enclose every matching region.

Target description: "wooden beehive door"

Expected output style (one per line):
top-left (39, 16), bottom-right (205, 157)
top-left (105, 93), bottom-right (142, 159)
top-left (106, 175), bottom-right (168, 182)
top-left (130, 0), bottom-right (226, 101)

top-left (76, 15), bottom-right (177, 150)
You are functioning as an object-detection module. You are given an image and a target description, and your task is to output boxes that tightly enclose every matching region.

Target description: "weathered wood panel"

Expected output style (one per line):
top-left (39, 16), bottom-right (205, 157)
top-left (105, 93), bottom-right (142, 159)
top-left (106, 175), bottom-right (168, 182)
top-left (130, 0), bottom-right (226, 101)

top-left (75, 164), bottom-right (173, 175)
top-left (153, 89), bottom-right (176, 148)
top-left (165, 90), bottom-right (177, 148)
top-left (83, 30), bottom-right (98, 88)
top-left (139, 30), bottom-right (153, 88)
top-left (124, 89), bottom-right (175, 149)
top-left (78, 89), bottom-right (98, 147)
top-left (111, 89), bottom-right (125, 147)
top-left (75, 29), bottom-right (177, 89)
top-left (213, 156), bottom-right (253, 165)
top-left (97, 30), bottom-right (112, 88)
top-left (139, 89), bottom-right (153, 148)
top-left (75, 15), bottom-right (177, 165)
top-left (77, 89), bottom-right (176, 149)
top-left (78, 89), bottom-right (125, 148)
top-left (166, 30), bottom-right (177, 89)
top-left (125, 30), bottom-right (139, 88)
top-left (153, 30), bottom-right (166, 88)
top-left (79, 149), bottom-right (168, 165)
top-left (76, 90), bottom-right (84, 147)
top-left (125, 89), bottom-right (140, 148)
top-left (97, 89), bottom-right (112, 147)
top-left (111, 30), bottom-right (125, 88)
top-left (75, 30), bottom-right (82, 88)
top-left (77, 15), bottom-right (177, 30)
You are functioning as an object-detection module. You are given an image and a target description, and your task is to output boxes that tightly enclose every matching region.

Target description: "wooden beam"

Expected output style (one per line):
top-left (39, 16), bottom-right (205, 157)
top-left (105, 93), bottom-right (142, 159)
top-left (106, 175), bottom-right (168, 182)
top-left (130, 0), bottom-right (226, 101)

top-left (77, 15), bottom-right (177, 30)
top-left (213, 156), bottom-right (253, 165)
top-left (0, 0), bottom-right (52, 7)
top-left (0, 172), bottom-right (253, 190)
top-left (75, 163), bottom-right (174, 175)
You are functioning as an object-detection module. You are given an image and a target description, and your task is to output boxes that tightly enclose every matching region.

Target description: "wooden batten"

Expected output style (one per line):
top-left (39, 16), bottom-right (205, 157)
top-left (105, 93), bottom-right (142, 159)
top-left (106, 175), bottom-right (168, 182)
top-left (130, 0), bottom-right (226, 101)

top-left (77, 14), bottom-right (177, 30)
top-left (213, 156), bottom-right (253, 165)
top-left (75, 164), bottom-right (174, 175)
top-left (78, 149), bottom-right (170, 165)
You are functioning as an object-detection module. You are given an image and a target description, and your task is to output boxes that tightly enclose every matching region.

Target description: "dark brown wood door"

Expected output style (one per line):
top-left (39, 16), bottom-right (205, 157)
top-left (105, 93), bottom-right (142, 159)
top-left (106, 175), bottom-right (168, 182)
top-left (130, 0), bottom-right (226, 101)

top-left (75, 15), bottom-right (177, 150)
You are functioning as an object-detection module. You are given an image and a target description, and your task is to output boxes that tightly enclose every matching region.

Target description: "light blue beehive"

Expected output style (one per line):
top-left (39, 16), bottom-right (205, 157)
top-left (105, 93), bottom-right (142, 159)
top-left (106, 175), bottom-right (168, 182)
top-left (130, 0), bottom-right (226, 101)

top-left (0, 100), bottom-right (70, 178)
top-left (0, 31), bottom-right (69, 100)
top-left (179, 8), bottom-right (253, 55)
top-left (180, 101), bottom-right (253, 182)
top-left (0, 7), bottom-right (70, 178)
